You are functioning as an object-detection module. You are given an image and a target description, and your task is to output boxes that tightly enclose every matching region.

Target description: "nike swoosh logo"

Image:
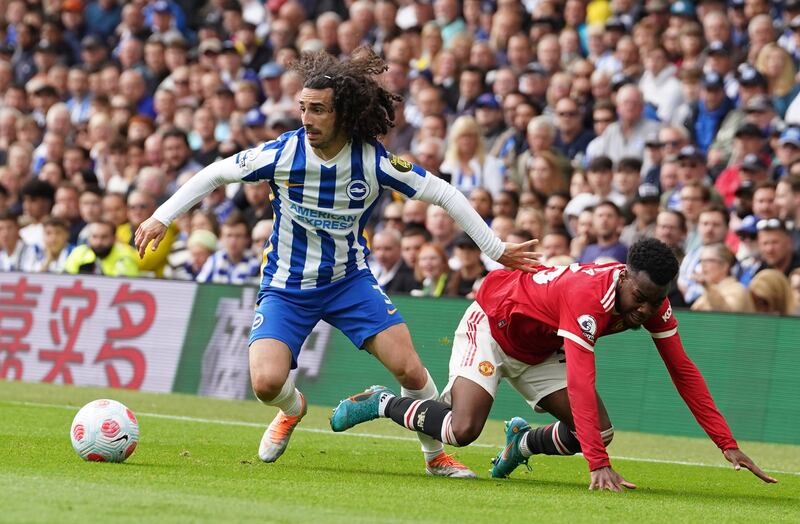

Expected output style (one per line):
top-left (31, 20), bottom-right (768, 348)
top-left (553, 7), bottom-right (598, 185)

top-left (111, 434), bottom-right (129, 444)
top-left (387, 308), bottom-right (398, 315)
top-left (501, 443), bottom-right (513, 460)
top-left (287, 182), bottom-right (304, 187)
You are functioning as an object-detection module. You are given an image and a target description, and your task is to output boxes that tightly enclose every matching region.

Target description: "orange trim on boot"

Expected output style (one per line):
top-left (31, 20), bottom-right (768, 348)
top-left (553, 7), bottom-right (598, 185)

top-left (269, 393), bottom-right (307, 444)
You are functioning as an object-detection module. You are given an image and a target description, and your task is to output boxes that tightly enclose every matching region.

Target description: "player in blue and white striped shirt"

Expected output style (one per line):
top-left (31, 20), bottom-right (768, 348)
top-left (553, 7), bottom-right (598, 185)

top-left (135, 47), bottom-right (540, 477)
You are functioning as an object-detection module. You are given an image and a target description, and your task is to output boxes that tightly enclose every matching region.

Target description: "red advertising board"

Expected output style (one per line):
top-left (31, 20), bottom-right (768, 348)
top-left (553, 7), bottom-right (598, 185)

top-left (0, 273), bottom-right (196, 392)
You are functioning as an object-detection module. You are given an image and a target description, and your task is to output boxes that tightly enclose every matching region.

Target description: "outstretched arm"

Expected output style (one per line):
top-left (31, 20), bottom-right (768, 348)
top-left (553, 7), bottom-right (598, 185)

top-left (135, 155), bottom-right (245, 257)
top-left (653, 331), bottom-right (777, 483)
top-left (562, 339), bottom-right (636, 491)
top-left (153, 156), bottom-right (245, 225)
top-left (415, 175), bottom-right (541, 271)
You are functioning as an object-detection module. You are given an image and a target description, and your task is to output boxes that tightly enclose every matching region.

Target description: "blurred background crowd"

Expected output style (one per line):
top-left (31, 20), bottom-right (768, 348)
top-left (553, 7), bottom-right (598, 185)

top-left (0, 0), bottom-right (799, 315)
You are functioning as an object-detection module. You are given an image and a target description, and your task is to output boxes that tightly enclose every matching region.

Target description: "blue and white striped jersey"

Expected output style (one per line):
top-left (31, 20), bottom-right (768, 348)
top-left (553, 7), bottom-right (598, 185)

top-left (235, 128), bottom-right (430, 290)
top-left (196, 249), bottom-right (262, 286)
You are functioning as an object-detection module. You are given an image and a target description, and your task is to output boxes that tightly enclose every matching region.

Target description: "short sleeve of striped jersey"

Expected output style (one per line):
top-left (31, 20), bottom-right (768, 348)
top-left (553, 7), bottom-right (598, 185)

top-left (238, 140), bottom-right (283, 183)
top-left (373, 142), bottom-right (428, 198)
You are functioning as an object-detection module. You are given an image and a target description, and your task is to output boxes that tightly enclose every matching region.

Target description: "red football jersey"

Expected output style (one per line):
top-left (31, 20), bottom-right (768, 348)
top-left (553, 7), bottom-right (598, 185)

top-left (476, 263), bottom-right (677, 364)
top-left (476, 264), bottom-right (737, 471)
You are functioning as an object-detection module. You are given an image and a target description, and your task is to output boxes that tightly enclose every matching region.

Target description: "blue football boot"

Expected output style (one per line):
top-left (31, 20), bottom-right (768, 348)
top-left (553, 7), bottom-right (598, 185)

top-left (490, 417), bottom-right (532, 478)
top-left (330, 385), bottom-right (394, 432)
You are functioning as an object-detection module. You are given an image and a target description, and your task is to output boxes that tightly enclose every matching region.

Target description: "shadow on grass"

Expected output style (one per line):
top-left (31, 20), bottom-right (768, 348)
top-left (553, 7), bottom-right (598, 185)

top-left (272, 462), bottom-right (589, 488)
top-left (64, 460), bottom-right (170, 470)
top-left (498, 475), bottom-right (794, 506)
top-left (634, 485), bottom-right (796, 505)
top-left (253, 462), bottom-right (448, 481)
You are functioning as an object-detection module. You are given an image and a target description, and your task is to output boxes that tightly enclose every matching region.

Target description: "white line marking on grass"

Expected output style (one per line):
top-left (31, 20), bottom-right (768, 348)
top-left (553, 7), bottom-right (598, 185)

top-left (4, 400), bottom-right (799, 476)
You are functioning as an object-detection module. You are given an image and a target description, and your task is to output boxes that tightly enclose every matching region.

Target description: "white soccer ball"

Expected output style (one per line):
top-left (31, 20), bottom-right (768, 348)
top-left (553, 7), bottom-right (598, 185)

top-left (70, 399), bottom-right (139, 463)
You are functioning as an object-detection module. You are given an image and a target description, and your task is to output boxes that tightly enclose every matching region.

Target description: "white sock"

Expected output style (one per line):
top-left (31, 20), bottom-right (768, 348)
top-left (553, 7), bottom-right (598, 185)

top-left (518, 430), bottom-right (533, 458)
top-left (378, 391), bottom-right (396, 417)
top-left (401, 369), bottom-right (445, 461)
top-left (265, 379), bottom-right (304, 417)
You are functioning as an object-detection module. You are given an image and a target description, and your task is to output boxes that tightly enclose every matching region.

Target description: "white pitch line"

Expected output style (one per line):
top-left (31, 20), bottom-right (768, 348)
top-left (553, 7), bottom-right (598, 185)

top-left (4, 400), bottom-right (799, 477)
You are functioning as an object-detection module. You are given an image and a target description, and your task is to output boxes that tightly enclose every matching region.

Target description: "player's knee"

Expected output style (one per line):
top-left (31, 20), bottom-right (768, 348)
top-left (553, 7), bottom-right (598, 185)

top-left (451, 417), bottom-right (483, 446)
top-left (393, 360), bottom-right (427, 390)
top-left (251, 374), bottom-right (285, 403)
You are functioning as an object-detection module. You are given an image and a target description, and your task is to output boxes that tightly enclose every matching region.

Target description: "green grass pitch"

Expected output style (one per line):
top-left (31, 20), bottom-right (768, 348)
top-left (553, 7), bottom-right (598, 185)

top-left (1, 381), bottom-right (798, 523)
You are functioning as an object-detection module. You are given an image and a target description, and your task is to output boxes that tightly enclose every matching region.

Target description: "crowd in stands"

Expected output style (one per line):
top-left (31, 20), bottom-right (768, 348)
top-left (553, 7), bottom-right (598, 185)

top-left (0, 0), bottom-right (799, 316)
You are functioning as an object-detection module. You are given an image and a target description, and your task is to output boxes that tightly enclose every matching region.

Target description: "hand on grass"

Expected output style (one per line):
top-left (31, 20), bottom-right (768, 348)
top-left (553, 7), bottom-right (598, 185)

top-left (723, 448), bottom-right (778, 483)
top-left (589, 466), bottom-right (637, 492)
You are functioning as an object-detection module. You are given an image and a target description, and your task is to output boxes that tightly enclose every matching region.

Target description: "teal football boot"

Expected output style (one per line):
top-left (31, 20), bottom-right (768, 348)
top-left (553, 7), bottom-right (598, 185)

top-left (490, 417), bottom-right (532, 478)
top-left (330, 385), bottom-right (394, 432)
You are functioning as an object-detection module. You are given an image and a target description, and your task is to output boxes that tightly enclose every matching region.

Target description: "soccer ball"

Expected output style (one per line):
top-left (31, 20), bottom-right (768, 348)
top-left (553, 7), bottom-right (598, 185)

top-left (70, 399), bottom-right (139, 463)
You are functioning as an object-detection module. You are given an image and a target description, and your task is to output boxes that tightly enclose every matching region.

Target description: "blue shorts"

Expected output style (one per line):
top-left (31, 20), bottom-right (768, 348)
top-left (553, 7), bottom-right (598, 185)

top-left (248, 270), bottom-right (405, 368)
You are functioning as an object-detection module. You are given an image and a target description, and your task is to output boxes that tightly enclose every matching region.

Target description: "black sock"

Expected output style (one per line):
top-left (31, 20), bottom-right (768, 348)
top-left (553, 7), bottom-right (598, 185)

top-left (520, 422), bottom-right (614, 457)
top-left (384, 396), bottom-right (460, 446)
top-left (520, 421), bottom-right (581, 457)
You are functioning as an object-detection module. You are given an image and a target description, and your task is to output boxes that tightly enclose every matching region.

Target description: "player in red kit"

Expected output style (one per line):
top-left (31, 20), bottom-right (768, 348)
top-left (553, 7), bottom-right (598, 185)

top-left (331, 238), bottom-right (777, 490)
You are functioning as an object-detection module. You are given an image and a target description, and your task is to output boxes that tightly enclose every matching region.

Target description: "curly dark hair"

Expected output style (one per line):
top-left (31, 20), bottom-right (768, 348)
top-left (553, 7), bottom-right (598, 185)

top-left (291, 47), bottom-right (402, 142)
top-left (628, 238), bottom-right (679, 286)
